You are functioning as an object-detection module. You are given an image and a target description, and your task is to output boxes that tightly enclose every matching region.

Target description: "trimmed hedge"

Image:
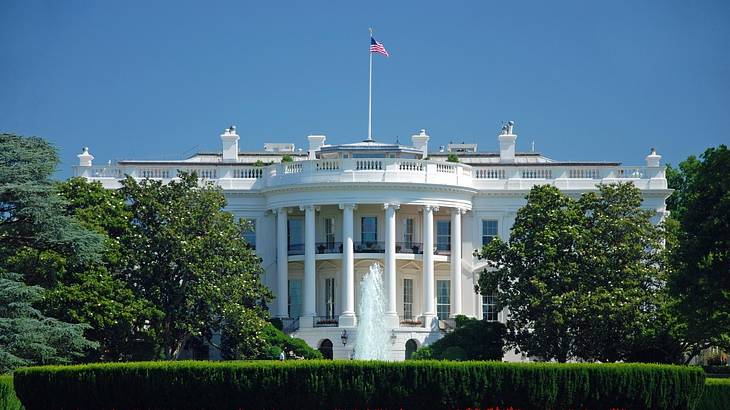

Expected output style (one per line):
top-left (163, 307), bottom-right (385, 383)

top-left (0, 375), bottom-right (23, 410)
top-left (697, 378), bottom-right (730, 410)
top-left (14, 361), bottom-right (705, 409)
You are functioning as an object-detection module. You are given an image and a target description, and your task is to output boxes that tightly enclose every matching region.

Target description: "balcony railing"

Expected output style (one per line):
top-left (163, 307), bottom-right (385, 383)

top-left (354, 241), bottom-right (384, 253)
top-left (281, 317), bottom-right (300, 333)
top-left (77, 158), bottom-right (665, 192)
top-left (399, 315), bottom-right (423, 327)
top-left (313, 316), bottom-right (339, 327)
top-left (395, 242), bottom-right (423, 254)
top-left (288, 244), bottom-right (304, 256)
top-left (316, 242), bottom-right (343, 254)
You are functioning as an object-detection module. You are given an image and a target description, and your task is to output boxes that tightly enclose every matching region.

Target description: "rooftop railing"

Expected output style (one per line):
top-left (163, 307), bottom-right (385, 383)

top-left (76, 158), bottom-right (665, 191)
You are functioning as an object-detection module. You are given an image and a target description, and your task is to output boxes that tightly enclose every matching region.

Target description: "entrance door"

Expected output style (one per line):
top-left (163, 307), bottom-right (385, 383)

top-left (405, 339), bottom-right (418, 360)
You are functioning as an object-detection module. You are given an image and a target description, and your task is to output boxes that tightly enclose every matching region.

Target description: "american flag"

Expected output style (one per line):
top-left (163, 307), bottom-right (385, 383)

top-left (370, 37), bottom-right (389, 57)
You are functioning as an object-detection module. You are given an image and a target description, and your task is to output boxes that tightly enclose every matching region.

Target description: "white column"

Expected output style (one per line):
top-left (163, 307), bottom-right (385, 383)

top-left (300, 205), bottom-right (317, 327)
top-left (450, 208), bottom-right (463, 318)
top-left (339, 204), bottom-right (356, 327)
top-left (384, 203), bottom-right (399, 328)
top-left (422, 205), bottom-right (437, 328)
top-left (275, 207), bottom-right (288, 318)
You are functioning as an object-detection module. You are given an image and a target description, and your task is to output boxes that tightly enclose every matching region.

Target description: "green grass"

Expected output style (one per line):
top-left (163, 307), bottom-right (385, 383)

top-left (13, 360), bottom-right (705, 410)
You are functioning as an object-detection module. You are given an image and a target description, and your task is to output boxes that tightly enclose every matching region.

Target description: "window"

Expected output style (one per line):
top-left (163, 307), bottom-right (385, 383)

top-left (242, 218), bottom-right (256, 250)
top-left (325, 278), bottom-right (335, 318)
top-left (482, 220), bottom-right (498, 245)
top-left (436, 280), bottom-right (450, 319)
top-left (403, 278), bottom-right (414, 319)
top-left (288, 218), bottom-right (303, 251)
top-left (288, 279), bottom-right (302, 318)
top-left (361, 216), bottom-right (377, 243)
top-left (482, 294), bottom-right (498, 321)
top-left (436, 220), bottom-right (451, 251)
top-left (403, 218), bottom-right (414, 247)
top-left (324, 218), bottom-right (335, 248)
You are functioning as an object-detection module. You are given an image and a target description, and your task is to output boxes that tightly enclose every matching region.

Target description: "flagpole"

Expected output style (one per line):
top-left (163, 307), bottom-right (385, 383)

top-left (368, 27), bottom-right (373, 141)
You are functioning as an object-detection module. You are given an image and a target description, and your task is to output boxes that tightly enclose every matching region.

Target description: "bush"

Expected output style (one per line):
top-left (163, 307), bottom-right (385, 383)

top-left (280, 154), bottom-right (293, 163)
top-left (446, 153), bottom-right (460, 163)
top-left (260, 323), bottom-right (322, 359)
top-left (14, 361), bottom-right (704, 410)
top-left (703, 365), bottom-right (730, 375)
top-left (0, 375), bottom-right (23, 410)
top-left (412, 317), bottom-right (505, 361)
top-left (697, 378), bottom-right (730, 410)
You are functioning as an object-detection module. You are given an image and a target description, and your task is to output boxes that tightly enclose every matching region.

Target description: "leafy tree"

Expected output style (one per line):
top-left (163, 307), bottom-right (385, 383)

top-left (118, 173), bottom-right (272, 359)
top-left (478, 183), bottom-right (665, 362)
top-left (667, 145), bottom-right (730, 361)
top-left (0, 272), bottom-right (98, 373)
top-left (231, 323), bottom-right (322, 360)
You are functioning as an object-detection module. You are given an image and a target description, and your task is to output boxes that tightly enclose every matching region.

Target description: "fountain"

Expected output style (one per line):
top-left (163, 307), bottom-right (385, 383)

top-left (354, 263), bottom-right (391, 360)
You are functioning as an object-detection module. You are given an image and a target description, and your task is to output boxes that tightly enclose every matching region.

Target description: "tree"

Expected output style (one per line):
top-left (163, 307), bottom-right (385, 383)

top-left (477, 183), bottom-right (666, 362)
top-left (667, 145), bottom-right (730, 361)
top-left (0, 272), bottom-right (98, 373)
top-left (118, 173), bottom-right (272, 359)
top-left (410, 315), bottom-right (505, 361)
top-left (0, 134), bottom-right (102, 269)
top-left (446, 153), bottom-right (460, 163)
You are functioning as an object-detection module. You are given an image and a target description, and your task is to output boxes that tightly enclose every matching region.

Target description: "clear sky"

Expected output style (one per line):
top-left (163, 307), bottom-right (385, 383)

top-left (1, 1), bottom-right (728, 178)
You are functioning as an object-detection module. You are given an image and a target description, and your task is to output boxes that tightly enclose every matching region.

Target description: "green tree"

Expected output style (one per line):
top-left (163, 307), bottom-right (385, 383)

top-left (410, 316), bottom-right (505, 361)
top-left (0, 134), bottom-right (102, 269)
top-left (478, 183), bottom-right (665, 362)
top-left (0, 272), bottom-right (98, 373)
top-left (667, 145), bottom-right (730, 361)
top-left (119, 173), bottom-right (272, 359)
top-left (446, 153), bottom-right (460, 163)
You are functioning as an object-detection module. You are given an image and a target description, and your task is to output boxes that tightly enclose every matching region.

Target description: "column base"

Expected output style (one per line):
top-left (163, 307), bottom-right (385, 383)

top-left (384, 313), bottom-right (400, 329)
top-left (339, 312), bottom-right (357, 327)
top-left (299, 315), bottom-right (315, 328)
top-left (422, 314), bottom-right (438, 330)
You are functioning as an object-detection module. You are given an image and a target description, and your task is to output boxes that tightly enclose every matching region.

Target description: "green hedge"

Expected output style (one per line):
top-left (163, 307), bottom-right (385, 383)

top-left (697, 378), bottom-right (730, 410)
top-left (14, 361), bottom-right (704, 410)
top-left (0, 375), bottom-right (23, 410)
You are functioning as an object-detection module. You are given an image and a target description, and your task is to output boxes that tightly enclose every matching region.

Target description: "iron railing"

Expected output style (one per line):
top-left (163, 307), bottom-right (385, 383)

top-left (281, 317), bottom-right (300, 333)
top-left (354, 241), bottom-right (384, 253)
top-left (395, 242), bottom-right (423, 254)
top-left (316, 242), bottom-right (343, 254)
top-left (313, 316), bottom-right (339, 327)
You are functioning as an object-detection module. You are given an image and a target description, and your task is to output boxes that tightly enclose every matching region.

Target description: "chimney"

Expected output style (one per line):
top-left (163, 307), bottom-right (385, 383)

top-left (307, 135), bottom-right (326, 159)
top-left (411, 129), bottom-right (429, 158)
top-left (220, 125), bottom-right (239, 162)
top-left (645, 147), bottom-right (661, 167)
top-left (498, 121), bottom-right (517, 163)
top-left (75, 147), bottom-right (94, 177)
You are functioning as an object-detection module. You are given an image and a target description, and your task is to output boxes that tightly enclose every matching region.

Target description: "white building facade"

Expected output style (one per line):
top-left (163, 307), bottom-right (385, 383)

top-left (75, 123), bottom-right (670, 360)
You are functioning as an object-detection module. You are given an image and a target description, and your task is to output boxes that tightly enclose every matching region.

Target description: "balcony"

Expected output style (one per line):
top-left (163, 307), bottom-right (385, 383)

top-left (313, 316), bottom-right (339, 328)
top-left (354, 241), bottom-right (384, 253)
top-left (395, 242), bottom-right (423, 254)
top-left (316, 242), bottom-right (342, 254)
top-left (288, 244), bottom-right (304, 256)
top-left (399, 315), bottom-right (423, 327)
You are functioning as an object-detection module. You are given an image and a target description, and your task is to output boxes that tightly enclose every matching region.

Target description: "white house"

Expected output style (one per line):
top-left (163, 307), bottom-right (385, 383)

top-left (75, 122), bottom-right (670, 360)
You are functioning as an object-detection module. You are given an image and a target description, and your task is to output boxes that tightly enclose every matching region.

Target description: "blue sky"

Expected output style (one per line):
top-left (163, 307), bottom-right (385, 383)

top-left (1, 1), bottom-right (728, 177)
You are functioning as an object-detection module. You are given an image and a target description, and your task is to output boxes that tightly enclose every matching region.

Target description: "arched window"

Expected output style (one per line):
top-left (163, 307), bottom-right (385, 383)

top-left (319, 339), bottom-right (333, 360)
top-left (405, 339), bottom-right (419, 360)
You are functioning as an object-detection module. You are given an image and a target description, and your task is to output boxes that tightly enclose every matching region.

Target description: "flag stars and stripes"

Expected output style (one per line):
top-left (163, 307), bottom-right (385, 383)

top-left (370, 37), bottom-right (389, 57)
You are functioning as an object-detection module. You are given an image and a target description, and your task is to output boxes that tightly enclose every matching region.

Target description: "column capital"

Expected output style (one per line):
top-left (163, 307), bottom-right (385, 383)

top-left (272, 207), bottom-right (291, 215)
top-left (299, 205), bottom-right (321, 212)
top-left (383, 203), bottom-right (400, 210)
top-left (338, 203), bottom-right (358, 210)
top-left (450, 207), bottom-right (467, 215)
top-left (423, 205), bottom-right (439, 213)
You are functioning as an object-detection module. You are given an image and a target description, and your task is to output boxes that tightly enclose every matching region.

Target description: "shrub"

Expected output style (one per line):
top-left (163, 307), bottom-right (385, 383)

top-left (412, 317), bottom-right (505, 361)
top-left (261, 323), bottom-right (322, 359)
top-left (446, 153), bottom-right (460, 163)
top-left (280, 154), bottom-right (293, 163)
top-left (703, 365), bottom-right (730, 375)
top-left (0, 375), bottom-right (23, 410)
top-left (697, 378), bottom-right (730, 410)
top-left (14, 361), bottom-right (704, 410)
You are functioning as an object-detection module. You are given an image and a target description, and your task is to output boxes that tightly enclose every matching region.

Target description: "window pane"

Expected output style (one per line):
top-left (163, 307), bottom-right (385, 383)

top-left (288, 218), bottom-right (303, 247)
top-left (288, 279), bottom-right (302, 318)
top-left (325, 218), bottom-right (335, 247)
top-left (403, 278), bottom-right (413, 319)
top-left (482, 220), bottom-right (498, 246)
top-left (242, 218), bottom-right (256, 249)
top-left (436, 280), bottom-right (450, 319)
top-left (436, 220), bottom-right (450, 251)
top-left (404, 218), bottom-right (414, 247)
top-left (325, 278), bottom-right (335, 318)
top-left (361, 217), bottom-right (377, 243)
top-left (482, 294), bottom-right (498, 321)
